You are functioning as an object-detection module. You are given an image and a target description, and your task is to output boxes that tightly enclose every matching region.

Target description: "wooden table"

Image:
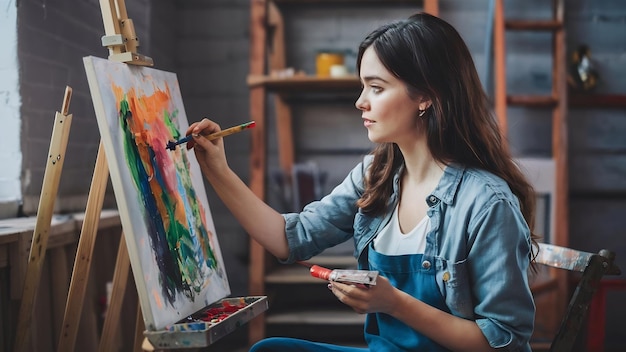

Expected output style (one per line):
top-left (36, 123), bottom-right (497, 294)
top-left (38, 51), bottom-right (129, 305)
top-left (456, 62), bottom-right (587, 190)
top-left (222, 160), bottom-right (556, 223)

top-left (0, 210), bottom-right (121, 352)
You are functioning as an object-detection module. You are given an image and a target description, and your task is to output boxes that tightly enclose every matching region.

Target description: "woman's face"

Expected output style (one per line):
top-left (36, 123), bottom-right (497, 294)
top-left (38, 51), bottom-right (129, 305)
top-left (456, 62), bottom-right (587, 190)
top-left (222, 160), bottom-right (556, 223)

top-left (355, 46), bottom-right (427, 145)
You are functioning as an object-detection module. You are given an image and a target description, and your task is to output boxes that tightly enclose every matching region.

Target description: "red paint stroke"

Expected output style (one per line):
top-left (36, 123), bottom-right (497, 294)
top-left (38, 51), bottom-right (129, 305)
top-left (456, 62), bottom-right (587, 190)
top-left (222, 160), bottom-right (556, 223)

top-left (194, 299), bottom-right (248, 323)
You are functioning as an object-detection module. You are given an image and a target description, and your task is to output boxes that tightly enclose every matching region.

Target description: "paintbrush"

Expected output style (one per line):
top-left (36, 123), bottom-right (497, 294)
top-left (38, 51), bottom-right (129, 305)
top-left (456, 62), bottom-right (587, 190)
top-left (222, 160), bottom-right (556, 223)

top-left (165, 120), bottom-right (256, 151)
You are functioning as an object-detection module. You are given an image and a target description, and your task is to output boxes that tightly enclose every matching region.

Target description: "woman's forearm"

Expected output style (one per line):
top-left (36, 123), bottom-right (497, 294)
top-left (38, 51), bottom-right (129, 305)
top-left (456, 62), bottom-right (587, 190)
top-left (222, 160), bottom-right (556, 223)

top-left (390, 290), bottom-right (495, 352)
top-left (204, 166), bottom-right (290, 260)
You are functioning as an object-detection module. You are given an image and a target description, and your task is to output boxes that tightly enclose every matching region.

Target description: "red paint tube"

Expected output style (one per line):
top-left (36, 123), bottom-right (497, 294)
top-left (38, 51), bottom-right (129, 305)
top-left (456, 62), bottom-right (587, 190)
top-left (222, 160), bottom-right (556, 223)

top-left (309, 265), bottom-right (378, 286)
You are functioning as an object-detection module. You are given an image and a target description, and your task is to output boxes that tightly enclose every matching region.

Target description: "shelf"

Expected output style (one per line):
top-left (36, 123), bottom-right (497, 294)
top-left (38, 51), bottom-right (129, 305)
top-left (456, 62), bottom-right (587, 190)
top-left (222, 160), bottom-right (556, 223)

top-left (505, 20), bottom-right (563, 31)
top-left (506, 94), bottom-right (626, 108)
top-left (273, 0), bottom-right (423, 4)
top-left (507, 95), bottom-right (558, 107)
top-left (570, 190), bottom-right (626, 200)
top-left (266, 265), bottom-right (320, 284)
top-left (266, 255), bottom-right (358, 284)
top-left (247, 74), bottom-right (360, 93)
top-left (569, 94), bottom-right (626, 108)
top-left (305, 254), bottom-right (358, 267)
top-left (266, 309), bottom-right (366, 325)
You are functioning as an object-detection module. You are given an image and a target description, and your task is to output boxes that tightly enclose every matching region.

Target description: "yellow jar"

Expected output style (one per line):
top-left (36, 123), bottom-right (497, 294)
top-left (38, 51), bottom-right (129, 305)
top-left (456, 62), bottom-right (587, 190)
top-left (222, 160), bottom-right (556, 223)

top-left (316, 51), bottom-right (345, 77)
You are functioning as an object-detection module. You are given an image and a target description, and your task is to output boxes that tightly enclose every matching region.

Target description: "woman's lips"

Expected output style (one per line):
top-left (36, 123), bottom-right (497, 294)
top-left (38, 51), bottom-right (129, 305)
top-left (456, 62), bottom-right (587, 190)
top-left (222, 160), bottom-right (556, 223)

top-left (363, 118), bottom-right (375, 127)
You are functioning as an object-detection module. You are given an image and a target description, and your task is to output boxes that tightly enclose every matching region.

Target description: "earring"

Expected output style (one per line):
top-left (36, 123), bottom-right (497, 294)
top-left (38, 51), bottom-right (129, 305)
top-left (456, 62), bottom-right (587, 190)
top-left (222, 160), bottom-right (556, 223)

top-left (418, 109), bottom-right (426, 117)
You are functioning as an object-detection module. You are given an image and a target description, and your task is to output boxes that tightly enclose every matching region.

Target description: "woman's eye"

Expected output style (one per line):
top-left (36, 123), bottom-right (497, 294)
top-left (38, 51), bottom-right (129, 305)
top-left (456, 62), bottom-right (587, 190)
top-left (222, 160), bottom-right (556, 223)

top-left (371, 86), bottom-right (382, 93)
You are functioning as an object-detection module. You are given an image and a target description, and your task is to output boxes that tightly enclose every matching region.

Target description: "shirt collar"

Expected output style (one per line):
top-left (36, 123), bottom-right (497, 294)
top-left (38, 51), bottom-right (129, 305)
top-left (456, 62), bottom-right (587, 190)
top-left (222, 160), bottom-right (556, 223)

top-left (392, 162), bottom-right (465, 206)
top-left (431, 163), bottom-right (465, 206)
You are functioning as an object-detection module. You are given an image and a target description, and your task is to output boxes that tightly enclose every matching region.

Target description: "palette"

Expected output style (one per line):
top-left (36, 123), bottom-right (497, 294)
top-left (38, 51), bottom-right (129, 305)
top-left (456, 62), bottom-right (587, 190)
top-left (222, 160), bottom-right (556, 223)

top-left (145, 296), bottom-right (268, 348)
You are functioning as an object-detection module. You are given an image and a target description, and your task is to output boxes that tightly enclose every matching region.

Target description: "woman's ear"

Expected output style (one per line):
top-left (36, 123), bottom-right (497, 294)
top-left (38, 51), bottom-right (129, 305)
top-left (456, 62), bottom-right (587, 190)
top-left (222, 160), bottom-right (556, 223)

top-left (419, 98), bottom-right (432, 112)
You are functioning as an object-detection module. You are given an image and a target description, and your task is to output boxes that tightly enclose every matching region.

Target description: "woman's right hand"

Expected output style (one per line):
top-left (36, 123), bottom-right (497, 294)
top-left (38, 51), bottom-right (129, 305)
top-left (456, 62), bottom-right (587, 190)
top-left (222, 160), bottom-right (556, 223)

top-left (185, 118), bottom-right (229, 177)
top-left (185, 119), bottom-right (290, 260)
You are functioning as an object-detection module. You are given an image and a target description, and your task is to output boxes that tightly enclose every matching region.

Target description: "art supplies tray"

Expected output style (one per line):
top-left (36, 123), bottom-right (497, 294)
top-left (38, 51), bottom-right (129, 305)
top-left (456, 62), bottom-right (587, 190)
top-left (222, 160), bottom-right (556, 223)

top-left (145, 296), bottom-right (268, 349)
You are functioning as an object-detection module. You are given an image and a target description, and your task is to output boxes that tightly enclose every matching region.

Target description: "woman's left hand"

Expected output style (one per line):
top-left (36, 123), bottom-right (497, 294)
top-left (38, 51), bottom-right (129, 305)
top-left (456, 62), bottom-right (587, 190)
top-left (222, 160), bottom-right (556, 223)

top-left (328, 275), bottom-right (399, 315)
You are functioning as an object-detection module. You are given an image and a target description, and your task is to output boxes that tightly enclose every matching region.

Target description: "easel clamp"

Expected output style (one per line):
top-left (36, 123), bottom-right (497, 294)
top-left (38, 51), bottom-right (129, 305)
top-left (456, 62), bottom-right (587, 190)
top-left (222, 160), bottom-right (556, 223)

top-left (101, 34), bottom-right (124, 47)
top-left (100, 0), bottom-right (153, 66)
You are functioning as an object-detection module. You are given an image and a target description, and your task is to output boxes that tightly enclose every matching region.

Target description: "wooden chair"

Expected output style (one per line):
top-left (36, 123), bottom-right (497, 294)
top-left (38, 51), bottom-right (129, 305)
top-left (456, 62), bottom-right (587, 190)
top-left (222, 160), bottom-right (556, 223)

top-left (535, 243), bottom-right (622, 352)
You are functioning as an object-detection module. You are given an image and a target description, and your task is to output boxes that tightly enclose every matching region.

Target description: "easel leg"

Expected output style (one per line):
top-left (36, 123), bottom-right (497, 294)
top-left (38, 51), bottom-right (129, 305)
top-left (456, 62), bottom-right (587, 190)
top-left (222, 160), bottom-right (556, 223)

top-left (134, 304), bottom-right (145, 351)
top-left (50, 247), bottom-right (70, 344)
top-left (57, 142), bottom-right (110, 352)
top-left (98, 233), bottom-right (130, 352)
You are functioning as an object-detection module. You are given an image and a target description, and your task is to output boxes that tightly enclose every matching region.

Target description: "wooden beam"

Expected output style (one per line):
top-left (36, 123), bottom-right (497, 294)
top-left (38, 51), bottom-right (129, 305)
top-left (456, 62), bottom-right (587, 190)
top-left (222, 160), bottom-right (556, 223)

top-left (494, 0), bottom-right (507, 135)
top-left (248, 0), bottom-right (268, 345)
top-left (423, 0), bottom-right (439, 16)
top-left (268, 1), bottom-right (295, 178)
top-left (551, 0), bottom-right (569, 327)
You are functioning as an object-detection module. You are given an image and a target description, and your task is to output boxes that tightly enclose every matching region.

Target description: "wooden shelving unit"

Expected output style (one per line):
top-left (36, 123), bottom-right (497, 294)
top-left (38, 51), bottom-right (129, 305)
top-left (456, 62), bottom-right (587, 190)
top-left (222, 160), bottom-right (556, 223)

top-left (246, 0), bottom-right (439, 345)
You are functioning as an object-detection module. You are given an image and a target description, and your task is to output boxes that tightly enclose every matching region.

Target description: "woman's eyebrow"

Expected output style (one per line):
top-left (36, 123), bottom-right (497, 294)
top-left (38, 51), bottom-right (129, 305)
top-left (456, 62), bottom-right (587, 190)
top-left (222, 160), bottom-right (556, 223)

top-left (361, 75), bottom-right (389, 84)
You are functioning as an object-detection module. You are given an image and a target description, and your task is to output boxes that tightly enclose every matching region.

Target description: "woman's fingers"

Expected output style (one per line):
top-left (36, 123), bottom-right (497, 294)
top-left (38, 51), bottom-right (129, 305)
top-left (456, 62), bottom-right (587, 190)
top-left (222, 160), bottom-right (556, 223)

top-left (186, 118), bottom-right (221, 150)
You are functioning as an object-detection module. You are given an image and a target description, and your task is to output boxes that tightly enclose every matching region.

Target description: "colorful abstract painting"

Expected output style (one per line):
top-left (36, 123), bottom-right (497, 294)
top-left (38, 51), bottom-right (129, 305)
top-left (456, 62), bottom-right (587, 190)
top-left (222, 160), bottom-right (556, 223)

top-left (83, 56), bottom-right (230, 330)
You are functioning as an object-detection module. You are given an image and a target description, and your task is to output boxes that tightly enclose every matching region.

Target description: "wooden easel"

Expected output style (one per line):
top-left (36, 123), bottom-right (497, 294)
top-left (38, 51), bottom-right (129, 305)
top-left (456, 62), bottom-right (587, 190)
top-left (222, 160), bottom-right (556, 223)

top-left (12, 87), bottom-right (74, 352)
top-left (55, 0), bottom-right (155, 351)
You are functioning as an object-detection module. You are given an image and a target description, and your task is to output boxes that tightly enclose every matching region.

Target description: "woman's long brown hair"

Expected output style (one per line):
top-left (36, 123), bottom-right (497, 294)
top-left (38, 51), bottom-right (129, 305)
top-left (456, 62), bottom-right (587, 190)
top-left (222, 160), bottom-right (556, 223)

top-left (355, 13), bottom-right (539, 256)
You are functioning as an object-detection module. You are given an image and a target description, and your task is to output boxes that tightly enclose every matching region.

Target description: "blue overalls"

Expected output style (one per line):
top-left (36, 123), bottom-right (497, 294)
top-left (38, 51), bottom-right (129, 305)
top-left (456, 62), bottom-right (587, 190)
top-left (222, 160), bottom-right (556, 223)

top-left (249, 243), bottom-right (451, 351)
top-left (364, 243), bottom-right (451, 351)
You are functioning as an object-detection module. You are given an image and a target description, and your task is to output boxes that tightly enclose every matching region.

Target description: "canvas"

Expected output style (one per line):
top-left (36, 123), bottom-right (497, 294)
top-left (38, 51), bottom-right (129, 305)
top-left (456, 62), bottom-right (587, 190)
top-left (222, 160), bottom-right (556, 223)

top-left (83, 56), bottom-right (230, 330)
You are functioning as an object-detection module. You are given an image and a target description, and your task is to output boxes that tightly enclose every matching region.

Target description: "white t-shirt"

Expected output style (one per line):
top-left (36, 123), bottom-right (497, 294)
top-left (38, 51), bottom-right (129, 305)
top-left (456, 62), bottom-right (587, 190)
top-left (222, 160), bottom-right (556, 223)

top-left (373, 204), bottom-right (429, 255)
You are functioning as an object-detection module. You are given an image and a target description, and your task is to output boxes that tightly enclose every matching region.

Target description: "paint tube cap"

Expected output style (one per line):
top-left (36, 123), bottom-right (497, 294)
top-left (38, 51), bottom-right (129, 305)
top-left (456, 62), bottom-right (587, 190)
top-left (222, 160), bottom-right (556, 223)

top-left (309, 265), bottom-right (332, 281)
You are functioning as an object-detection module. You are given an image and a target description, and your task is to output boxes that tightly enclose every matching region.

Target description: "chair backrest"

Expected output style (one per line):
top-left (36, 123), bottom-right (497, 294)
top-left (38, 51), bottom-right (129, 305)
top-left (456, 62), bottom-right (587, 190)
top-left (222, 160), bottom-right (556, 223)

top-left (535, 243), bottom-right (622, 352)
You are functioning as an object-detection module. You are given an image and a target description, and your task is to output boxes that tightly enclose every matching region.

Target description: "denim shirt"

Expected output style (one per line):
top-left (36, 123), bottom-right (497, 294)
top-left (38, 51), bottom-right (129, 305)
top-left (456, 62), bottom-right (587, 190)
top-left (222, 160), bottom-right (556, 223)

top-left (282, 156), bottom-right (535, 351)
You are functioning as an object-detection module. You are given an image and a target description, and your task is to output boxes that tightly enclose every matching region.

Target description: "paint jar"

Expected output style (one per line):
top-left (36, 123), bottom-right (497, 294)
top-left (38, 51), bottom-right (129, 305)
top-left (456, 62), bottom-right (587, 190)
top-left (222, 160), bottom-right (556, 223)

top-left (316, 50), bottom-right (345, 77)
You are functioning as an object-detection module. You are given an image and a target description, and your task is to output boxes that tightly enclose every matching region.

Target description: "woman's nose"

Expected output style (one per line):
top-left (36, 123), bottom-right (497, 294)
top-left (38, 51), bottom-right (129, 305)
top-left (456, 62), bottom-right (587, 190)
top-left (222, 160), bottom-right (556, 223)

top-left (355, 91), bottom-right (368, 111)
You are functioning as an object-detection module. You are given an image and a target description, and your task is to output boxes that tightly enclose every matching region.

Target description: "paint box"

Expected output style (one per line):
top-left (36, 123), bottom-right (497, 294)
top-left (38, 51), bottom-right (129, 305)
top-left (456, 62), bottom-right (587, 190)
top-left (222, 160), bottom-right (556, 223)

top-left (144, 296), bottom-right (268, 349)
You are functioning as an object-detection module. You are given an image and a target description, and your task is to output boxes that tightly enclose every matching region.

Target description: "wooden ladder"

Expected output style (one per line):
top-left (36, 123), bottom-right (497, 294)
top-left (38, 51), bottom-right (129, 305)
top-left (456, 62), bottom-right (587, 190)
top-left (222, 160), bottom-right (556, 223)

top-left (493, 0), bottom-right (569, 345)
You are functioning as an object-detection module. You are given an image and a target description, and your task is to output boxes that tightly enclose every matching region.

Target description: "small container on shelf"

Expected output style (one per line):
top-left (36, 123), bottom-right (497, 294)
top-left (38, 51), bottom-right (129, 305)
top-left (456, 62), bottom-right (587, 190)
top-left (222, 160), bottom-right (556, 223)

top-left (316, 49), bottom-right (346, 77)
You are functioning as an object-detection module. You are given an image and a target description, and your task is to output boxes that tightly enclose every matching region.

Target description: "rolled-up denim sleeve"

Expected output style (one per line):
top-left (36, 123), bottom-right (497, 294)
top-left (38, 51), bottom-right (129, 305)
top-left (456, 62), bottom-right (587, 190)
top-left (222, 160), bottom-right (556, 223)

top-left (469, 198), bottom-right (535, 351)
top-left (279, 160), bottom-right (368, 264)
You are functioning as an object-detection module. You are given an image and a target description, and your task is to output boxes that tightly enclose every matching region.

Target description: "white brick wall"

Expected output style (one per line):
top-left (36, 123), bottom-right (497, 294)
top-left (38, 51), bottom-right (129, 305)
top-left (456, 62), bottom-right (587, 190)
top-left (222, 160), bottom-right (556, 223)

top-left (0, 0), bottom-right (22, 218)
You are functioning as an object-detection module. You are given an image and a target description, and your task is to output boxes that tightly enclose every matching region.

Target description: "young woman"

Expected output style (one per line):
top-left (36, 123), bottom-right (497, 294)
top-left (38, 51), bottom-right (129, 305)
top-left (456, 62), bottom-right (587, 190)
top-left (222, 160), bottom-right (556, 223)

top-left (187, 12), bottom-right (537, 352)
